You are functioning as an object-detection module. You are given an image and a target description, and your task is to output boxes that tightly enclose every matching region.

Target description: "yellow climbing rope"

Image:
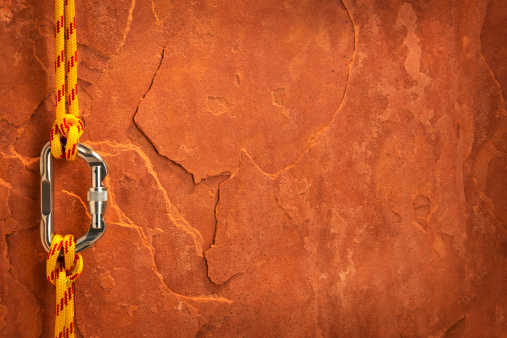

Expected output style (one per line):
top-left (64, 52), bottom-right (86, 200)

top-left (46, 235), bottom-right (83, 338)
top-left (50, 0), bottom-right (83, 160)
top-left (47, 0), bottom-right (83, 336)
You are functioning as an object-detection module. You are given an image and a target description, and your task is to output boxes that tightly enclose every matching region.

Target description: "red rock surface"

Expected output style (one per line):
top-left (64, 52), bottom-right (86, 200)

top-left (1, 0), bottom-right (506, 336)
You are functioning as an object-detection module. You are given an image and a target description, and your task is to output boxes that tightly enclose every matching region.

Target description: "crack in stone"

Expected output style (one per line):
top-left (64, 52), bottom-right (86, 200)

top-left (399, 316), bottom-right (413, 337)
top-left (105, 208), bottom-right (230, 331)
top-left (59, 189), bottom-right (91, 218)
top-left (131, 48), bottom-right (204, 184)
top-left (76, 42), bottom-right (110, 60)
top-left (203, 180), bottom-right (223, 286)
top-left (202, 149), bottom-right (274, 285)
top-left (86, 190), bottom-right (218, 334)
top-left (73, 314), bottom-right (84, 338)
top-left (478, 51), bottom-right (507, 113)
top-left (4, 268), bottom-right (44, 335)
top-left (139, 47), bottom-right (165, 104)
top-left (104, 185), bottom-right (186, 302)
top-left (472, 177), bottom-right (504, 227)
top-left (4, 144), bottom-right (39, 167)
top-left (86, 140), bottom-right (204, 253)
top-left (270, 0), bottom-right (358, 176)
top-left (78, 84), bottom-right (94, 129)
top-left (0, 177), bottom-right (13, 190)
top-left (445, 316), bottom-right (465, 336)
top-left (130, 0), bottom-right (357, 184)
top-left (0, 93), bottom-right (49, 135)
top-left (113, 0), bottom-right (136, 56)
top-left (478, 3), bottom-right (507, 110)
top-left (204, 149), bottom-right (295, 285)
top-left (31, 38), bottom-right (49, 75)
top-left (1, 222), bottom-right (39, 236)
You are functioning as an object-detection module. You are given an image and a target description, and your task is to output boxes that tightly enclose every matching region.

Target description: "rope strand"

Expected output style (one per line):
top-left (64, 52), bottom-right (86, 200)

top-left (51, 0), bottom-right (83, 160)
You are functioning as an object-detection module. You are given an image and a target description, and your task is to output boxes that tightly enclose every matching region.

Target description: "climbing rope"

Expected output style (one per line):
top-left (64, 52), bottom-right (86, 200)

top-left (50, 0), bottom-right (83, 160)
top-left (47, 0), bottom-right (83, 336)
top-left (46, 235), bottom-right (83, 338)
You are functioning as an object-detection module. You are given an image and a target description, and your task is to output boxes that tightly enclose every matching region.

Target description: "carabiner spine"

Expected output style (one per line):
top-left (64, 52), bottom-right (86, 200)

top-left (40, 142), bottom-right (54, 253)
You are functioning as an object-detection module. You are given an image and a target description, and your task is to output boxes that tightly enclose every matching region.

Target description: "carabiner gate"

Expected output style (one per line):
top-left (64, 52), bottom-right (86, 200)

top-left (40, 142), bottom-right (108, 253)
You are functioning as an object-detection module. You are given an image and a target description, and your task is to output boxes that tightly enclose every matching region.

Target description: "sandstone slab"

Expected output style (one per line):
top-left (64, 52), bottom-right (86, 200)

top-left (1, 0), bottom-right (506, 336)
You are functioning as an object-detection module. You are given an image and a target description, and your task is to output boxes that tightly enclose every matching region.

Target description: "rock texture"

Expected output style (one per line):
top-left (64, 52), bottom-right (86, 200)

top-left (1, 0), bottom-right (506, 336)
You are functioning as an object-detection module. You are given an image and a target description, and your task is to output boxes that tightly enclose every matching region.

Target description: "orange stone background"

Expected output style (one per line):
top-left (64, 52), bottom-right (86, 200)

top-left (1, 0), bottom-right (506, 336)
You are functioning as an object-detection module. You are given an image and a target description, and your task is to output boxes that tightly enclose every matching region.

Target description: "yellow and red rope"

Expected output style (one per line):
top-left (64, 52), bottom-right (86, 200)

top-left (47, 0), bottom-right (84, 337)
top-left (46, 235), bottom-right (83, 338)
top-left (50, 0), bottom-right (83, 160)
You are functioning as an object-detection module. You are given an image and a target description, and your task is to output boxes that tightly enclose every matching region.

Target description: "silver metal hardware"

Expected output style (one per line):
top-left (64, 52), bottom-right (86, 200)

top-left (40, 142), bottom-right (108, 253)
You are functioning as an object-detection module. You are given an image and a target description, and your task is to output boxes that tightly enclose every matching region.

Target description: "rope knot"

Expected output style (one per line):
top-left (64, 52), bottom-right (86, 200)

top-left (50, 116), bottom-right (84, 160)
top-left (46, 234), bottom-right (83, 337)
top-left (46, 234), bottom-right (83, 285)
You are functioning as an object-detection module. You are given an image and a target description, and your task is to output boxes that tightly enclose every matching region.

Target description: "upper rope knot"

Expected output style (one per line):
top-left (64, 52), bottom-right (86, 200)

top-left (50, 116), bottom-right (84, 160)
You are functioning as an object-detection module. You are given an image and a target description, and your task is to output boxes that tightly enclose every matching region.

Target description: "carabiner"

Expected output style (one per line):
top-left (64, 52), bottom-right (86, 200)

top-left (40, 142), bottom-right (108, 253)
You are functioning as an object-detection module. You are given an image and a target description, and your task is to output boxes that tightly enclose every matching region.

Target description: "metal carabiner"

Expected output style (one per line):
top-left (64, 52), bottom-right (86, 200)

top-left (40, 141), bottom-right (108, 253)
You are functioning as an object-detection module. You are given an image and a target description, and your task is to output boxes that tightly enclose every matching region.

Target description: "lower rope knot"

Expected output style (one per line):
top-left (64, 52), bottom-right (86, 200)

top-left (46, 234), bottom-right (83, 338)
